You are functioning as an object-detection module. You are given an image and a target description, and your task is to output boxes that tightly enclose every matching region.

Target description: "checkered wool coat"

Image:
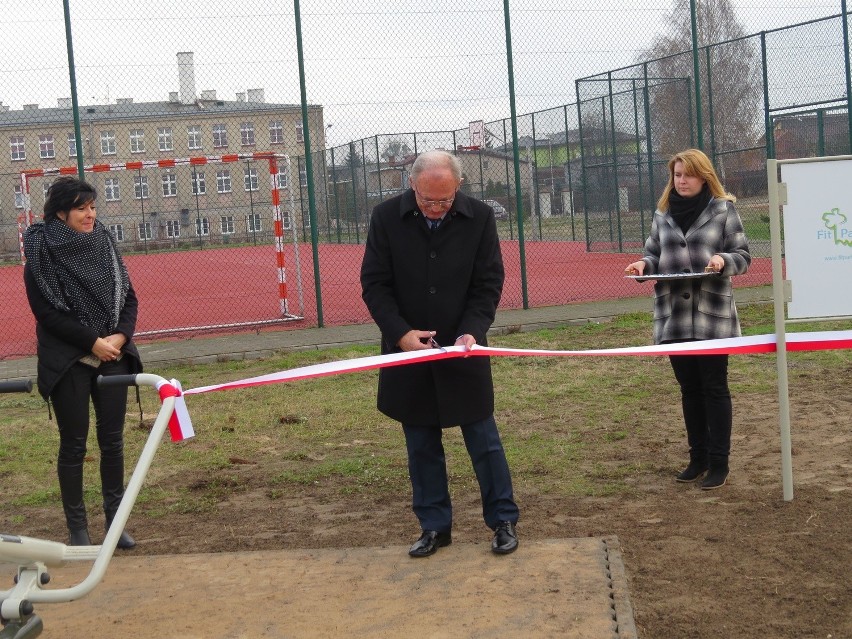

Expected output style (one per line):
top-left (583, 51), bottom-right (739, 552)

top-left (641, 198), bottom-right (751, 345)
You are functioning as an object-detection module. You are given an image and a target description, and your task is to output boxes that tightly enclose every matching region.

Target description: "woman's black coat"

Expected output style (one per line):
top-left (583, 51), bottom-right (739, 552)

top-left (24, 264), bottom-right (142, 400)
top-left (360, 189), bottom-right (504, 427)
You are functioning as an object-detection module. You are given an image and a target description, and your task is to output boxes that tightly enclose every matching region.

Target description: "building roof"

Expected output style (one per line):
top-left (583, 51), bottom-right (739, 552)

top-left (0, 98), bottom-right (317, 129)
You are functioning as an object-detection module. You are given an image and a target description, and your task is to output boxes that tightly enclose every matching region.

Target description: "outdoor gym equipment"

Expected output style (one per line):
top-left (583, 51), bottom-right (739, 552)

top-left (0, 374), bottom-right (178, 639)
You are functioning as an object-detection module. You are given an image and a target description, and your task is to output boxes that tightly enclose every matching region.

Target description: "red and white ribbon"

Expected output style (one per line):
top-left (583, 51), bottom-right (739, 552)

top-left (156, 378), bottom-right (195, 442)
top-left (182, 330), bottom-right (852, 397)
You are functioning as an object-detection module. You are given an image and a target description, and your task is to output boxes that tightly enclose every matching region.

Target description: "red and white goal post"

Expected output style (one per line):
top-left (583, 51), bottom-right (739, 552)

top-left (19, 152), bottom-right (304, 333)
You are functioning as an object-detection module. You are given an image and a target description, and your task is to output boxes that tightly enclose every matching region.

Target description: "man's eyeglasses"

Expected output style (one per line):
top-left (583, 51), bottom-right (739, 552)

top-left (414, 189), bottom-right (456, 208)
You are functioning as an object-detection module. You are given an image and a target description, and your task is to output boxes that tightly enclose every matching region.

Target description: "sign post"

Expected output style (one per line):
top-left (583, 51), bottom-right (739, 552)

top-left (766, 155), bottom-right (852, 501)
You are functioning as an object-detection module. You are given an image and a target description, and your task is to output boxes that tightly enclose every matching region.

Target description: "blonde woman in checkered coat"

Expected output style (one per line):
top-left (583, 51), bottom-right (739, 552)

top-left (625, 149), bottom-right (751, 490)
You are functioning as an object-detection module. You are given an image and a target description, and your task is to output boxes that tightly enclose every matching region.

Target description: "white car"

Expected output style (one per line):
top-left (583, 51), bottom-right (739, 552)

top-left (483, 199), bottom-right (507, 219)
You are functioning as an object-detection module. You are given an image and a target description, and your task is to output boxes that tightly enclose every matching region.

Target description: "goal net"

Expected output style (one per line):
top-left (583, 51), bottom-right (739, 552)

top-left (20, 152), bottom-right (304, 337)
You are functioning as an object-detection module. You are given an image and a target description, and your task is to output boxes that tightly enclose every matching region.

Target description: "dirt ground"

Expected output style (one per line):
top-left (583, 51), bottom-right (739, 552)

top-left (7, 375), bottom-right (852, 639)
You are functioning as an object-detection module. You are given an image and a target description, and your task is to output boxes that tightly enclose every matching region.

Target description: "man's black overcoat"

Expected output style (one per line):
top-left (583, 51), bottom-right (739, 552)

top-left (360, 189), bottom-right (504, 427)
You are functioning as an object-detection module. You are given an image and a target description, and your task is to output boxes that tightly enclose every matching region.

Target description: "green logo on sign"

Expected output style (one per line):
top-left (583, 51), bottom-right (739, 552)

top-left (822, 208), bottom-right (852, 247)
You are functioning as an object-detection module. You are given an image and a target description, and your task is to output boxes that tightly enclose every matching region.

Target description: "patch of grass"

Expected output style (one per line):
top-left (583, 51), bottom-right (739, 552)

top-left (1, 303), bottom-right (848, 529)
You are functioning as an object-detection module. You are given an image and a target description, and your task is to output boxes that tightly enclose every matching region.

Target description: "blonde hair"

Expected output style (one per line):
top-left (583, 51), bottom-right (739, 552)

top-left (657, 148), bottom-right (735, 211)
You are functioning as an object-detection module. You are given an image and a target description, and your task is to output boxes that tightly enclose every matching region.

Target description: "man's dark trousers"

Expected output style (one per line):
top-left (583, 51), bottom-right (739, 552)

top-left (402, 415), bottom-right (519, 532)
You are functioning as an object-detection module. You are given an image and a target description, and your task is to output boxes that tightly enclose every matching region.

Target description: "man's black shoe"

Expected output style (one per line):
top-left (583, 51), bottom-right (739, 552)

top-left (492, 521), bottom-right (518, 554)
top-left (408, 530), bottom-right (452, 557)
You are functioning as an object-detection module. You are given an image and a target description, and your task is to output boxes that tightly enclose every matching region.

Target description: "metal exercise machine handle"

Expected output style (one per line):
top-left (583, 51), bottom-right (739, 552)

top-left (96, 374), bottom-right (139, 388)
top-left (0, 379), bottom-right (33, 394)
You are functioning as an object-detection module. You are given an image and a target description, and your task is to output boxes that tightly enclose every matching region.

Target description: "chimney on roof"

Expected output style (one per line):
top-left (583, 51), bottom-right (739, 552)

top-left (169, 91), bottom-right (179, 103)
top-left (23, 104), bottom-right (39, 110)
top-left (177, 52), bottom-right (197, 105)
top-left (200, 89), bottom-right (216, 101)
top-left (236, 92), bottom-right (245, 102)
top-left (247, 88), bottom-right (265, 103)
top-left (116, 97), bottom-right (133, 105)
top-left (57, 97), bottom-right (72, 108)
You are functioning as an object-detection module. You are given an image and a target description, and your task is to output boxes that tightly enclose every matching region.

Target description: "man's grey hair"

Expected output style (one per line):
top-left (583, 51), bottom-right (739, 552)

top-left (410, 150), bottom-right (462, 183)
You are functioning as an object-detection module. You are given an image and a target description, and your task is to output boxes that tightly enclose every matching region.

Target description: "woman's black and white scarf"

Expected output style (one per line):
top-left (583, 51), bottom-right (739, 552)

top-left (23, 219), bottom-right (129, 335)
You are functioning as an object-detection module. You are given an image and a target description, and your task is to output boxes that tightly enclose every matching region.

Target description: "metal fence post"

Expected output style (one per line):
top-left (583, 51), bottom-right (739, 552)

top-left (690, 0), bottom-right (704, 150)
top-left (293, 0), bottom-right (323, 327)
top-left (503, 0), bottom-right (528, 308)
top-left (843, 0), bottom-right (852, 153)
top-left (63, 0), bottom-right (85, 180)
top-left (761, 32), bottom-right (773, 159)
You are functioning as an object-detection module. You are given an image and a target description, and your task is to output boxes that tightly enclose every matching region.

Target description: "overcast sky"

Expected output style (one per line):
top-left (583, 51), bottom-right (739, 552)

top-left (0, 0), bottom-right (843, 146)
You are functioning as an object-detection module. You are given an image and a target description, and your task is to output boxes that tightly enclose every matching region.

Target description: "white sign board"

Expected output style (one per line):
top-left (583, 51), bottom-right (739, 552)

top-left (780, 159), bottom-right (852, 318)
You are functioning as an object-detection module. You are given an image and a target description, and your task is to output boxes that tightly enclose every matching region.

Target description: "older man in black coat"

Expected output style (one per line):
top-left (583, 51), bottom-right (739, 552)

top-left (360, 150), bottom-right (519, 557)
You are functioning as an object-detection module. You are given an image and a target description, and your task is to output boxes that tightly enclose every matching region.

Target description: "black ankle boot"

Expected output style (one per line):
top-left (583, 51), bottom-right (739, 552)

top-left (69, 528), bottom-right (92, 546)
top-left (701, 458), bottom-right (729, 490)
top-left (105, 518), bottom-right (137, 549)
top-left (676, 456), bottom-right (708, 482)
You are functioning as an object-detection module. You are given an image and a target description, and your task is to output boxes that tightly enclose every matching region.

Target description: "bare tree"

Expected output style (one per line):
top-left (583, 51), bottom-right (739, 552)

top-left (380, 138), bottom-right (413, 163)
top-left (640, 0), bottom-right (762, 162)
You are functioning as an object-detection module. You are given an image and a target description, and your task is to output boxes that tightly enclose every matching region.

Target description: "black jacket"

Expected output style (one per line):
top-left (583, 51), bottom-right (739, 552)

top-left (24, 264), bottom-right (143, 399)
top-left (360, 189), bottom-right (503, 426)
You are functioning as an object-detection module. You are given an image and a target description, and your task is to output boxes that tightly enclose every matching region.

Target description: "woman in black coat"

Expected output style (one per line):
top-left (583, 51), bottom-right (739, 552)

top-left (23, 176), bottom-right (142, 547)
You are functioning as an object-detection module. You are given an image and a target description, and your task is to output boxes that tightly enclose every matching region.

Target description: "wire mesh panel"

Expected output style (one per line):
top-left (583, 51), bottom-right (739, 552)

top-left (0, 1), bottom-right (847, 358)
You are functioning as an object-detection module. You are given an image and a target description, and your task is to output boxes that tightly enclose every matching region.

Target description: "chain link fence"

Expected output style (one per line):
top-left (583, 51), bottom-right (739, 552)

top-left (1, 1), bottom-right (848, 357)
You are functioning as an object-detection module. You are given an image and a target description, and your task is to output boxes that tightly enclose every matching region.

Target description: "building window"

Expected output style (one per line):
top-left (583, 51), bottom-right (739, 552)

top-left (100, 131), bottom-right (116, 155)
top-left (269, 121), bottom-right (284, 144)
top-left (166, 220), bottom-right (181, 238)
top-left (192, 171), bottom-right (206, 195)
top-left (240, 122), bottom-right (255, 146)
top-left (39, 135), bottom-right (55, 159)
top-left (295, 122), bottom-right (304, 143)
top-left (108, 223), bottom-right (124, 241)
top-left (213, 124), bottom-right (227, 148)
top-left (161, 172), bottom-right (177, 197)
top-left (299, 169), bottom-right (307, 187)
top-left (67, 133), bottom-right (77, 157)
top-left (220, 215), bottom-right (235, 235)
top-left (129, 129), bottom-right (145, 153)
top-left (138, 221), bottom-right (153, 240)
top-left (134, 175), bottom-right (149, 199)
top-left (158, 127), bottom-right (174, 152)
top-left (247, 213), bottom-right (262, 233)
top-left (187, 125), bottom-right (202, 150)
top-left (105, 177), bottom-right (121, 201)
top-left (195, 217), bottom-right (210, 236)
top-left (14, 184), bottom-right (24, 208)
top-left (216, 170), bottom-right (231, 193)
top-left (244, 167), bottom-right (259, 191)
top-left (10, 136), bottom-right (25, 161)
top-left (276, 171), bottom-right (289, 189)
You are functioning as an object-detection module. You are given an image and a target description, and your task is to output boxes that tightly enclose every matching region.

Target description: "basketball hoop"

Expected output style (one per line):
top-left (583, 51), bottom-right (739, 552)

top-left (468, 120), bottom-right (485, 148)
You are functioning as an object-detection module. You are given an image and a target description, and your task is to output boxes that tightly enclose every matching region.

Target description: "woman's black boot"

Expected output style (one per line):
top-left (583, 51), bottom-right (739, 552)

top-left (676, 453), bottom-right (708, 482)
top-left (701, 456), bottom-right (729, 490)
top-left (101, 454), bottom-right (136, 549)
top-left (105, 517), bottom-right (137, 549)
top-left (68, 528), bottom-right (92, 546)
top-left (58, 461), bottom-right (90, 545)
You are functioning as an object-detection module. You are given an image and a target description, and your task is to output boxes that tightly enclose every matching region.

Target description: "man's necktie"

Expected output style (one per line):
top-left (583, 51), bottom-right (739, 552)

top-left (429, 219), bottom-right (440, 231)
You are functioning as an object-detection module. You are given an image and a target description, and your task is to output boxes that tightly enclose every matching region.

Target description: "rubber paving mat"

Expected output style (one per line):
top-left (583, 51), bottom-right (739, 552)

top-left (9, 536), bottom-right (637, 638)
